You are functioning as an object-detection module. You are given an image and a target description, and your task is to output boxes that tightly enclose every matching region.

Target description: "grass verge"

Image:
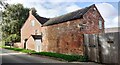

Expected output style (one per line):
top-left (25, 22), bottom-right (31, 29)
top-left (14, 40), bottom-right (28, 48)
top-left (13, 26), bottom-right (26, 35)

top-left (32, 52), bottom-right (88, 62)
top-left (1, 46), bottom-right (35, 53)
top-left (2, 46), bottom-right (88, 62)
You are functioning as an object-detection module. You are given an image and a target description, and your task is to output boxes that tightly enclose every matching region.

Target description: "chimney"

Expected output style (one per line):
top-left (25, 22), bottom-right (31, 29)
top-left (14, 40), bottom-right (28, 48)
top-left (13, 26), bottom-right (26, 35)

top-left (29, 7), bottom-right (37, 15)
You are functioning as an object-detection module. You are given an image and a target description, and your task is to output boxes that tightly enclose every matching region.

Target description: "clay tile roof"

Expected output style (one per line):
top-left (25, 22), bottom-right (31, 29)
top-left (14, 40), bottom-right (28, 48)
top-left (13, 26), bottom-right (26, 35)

top-left (32, 13), bottom-right (50, 24)
top-left (31, 35), bottom-right (42, 39)
top-left (43, 4), bottom-right (95, 26)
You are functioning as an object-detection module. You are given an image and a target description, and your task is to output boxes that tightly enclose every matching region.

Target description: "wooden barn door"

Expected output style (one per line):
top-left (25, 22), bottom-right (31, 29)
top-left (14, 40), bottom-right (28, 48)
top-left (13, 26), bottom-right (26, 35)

top-left (99, 33), bottom-right (119, 64)
top-left (84, 34), bottom-right (99, 62)
top-left (84, 33), bottom-right (119, 64)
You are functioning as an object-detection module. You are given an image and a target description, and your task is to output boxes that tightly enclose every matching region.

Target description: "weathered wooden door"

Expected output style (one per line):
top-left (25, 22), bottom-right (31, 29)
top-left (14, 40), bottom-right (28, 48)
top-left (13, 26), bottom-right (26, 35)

top-left (99, 33), bottom-right (119, 64)
top-left (84, 33), bottom-right (119, 64)
top-left (84, 34), bottom-right (99, 62)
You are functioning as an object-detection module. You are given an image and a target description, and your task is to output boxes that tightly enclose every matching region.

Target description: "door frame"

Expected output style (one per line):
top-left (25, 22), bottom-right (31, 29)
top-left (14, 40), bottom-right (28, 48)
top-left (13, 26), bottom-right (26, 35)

top-left (35, 39), bottom-right (42, 52)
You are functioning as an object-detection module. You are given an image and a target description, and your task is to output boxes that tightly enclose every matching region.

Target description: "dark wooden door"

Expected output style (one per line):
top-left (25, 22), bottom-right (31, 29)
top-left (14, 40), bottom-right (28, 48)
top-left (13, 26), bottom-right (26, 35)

top-left (24, 39), bottom-right (27, 49)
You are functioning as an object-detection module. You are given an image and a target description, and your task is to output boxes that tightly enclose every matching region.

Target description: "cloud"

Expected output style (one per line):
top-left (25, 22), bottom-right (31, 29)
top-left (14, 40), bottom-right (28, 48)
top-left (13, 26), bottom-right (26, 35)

top-left (37, 3), bottom-right (81, 18)
top-left (110, 16), bottom-right (119, 27)
top-left (35, 2), bottom-right (70, 18)
top-left (96, 3), bottom-right (117, 18)
top-left (66, 4), bottom-right (81, 13)
top-left (6, 0), bottom-right (82, 18)
top-left (5, 1), bottom-right (119, 28)
top-left (105, 17), bottom-right (118, 28)
top-left (6, 0), bottom-right (119, 3)
top-left (96, 3), bottom-right (118, 28)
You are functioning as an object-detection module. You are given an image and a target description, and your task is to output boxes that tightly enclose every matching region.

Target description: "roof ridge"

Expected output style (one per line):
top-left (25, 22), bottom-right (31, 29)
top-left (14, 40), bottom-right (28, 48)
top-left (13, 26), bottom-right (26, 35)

top-left (32, 13), bottom-right (50, 24)
top-left (47, 4), bottom-right (95, 19)
top-left (43, 4), bottom-right (94, 26)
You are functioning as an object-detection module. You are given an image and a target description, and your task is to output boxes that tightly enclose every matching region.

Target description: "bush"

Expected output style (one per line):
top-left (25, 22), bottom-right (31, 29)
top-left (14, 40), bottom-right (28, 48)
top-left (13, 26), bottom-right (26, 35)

top-left (32, 52), bottom-right (88, 62)
top-left (5, 34), bottom-right (20, 43)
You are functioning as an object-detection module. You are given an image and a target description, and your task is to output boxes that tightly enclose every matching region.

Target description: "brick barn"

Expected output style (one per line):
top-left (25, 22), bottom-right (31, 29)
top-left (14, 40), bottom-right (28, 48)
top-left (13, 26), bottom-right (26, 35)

top-left (21, 4), bottom-right (104, 55)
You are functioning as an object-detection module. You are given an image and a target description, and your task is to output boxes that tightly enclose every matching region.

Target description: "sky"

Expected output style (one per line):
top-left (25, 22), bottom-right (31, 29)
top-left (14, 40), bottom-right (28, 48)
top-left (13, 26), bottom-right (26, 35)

top-left (3, 0), bottom-right (120, 28)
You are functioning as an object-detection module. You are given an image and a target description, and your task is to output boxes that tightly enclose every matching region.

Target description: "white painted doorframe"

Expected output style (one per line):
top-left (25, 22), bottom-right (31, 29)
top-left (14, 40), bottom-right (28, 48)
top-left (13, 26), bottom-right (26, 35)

top-left (35, 39), bottom-right (42, 52)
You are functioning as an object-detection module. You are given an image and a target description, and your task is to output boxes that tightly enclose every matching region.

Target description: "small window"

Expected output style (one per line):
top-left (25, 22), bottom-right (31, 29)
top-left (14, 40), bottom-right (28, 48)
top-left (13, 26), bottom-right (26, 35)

top-left (35, 30), bottom-right (38, 35)
top-left (99, 19), bottom-right (102, 29)
top-left (93, 8), bottom-right (96, 17)
top-left (93, 8), bottom-right (96, 11)
top-left (41, 32), bottom-right (43, 35)
top-left (31, 20), bottom-right (35, 26)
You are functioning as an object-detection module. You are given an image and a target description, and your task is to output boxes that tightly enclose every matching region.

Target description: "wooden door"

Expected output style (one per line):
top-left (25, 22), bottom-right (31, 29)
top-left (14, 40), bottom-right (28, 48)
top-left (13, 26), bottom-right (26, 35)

top-left (84, 33), bottom-right (119, 64)
top-left (35, 39), bottom-right (42, 52)
top-left (99, 33), bottom-right (119, 64)
top-left (84, 34), bottom-right (99, 62)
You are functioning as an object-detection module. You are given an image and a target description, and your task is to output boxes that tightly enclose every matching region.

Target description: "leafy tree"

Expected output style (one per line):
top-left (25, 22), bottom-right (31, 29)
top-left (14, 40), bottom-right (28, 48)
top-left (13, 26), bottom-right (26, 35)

top-left (1, 3), bottom-right (29, 42)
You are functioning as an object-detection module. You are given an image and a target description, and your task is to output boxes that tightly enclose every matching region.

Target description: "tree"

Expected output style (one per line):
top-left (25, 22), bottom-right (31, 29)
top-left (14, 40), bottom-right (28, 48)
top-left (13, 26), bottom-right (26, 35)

top-left (0, 0), bottom-right (8, 9)
top-left (1, 3), bottom-right (29, 42)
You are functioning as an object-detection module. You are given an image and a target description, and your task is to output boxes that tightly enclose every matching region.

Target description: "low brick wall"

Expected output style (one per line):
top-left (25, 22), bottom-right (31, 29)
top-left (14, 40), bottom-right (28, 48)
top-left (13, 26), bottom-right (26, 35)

top-left (13, 42), bottom-right (22, 48)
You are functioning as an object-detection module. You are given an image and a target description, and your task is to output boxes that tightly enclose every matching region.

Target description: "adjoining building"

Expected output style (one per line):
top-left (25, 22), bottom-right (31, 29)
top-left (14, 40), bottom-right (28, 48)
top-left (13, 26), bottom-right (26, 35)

top-left (20, 4), bottom-right (104, 55)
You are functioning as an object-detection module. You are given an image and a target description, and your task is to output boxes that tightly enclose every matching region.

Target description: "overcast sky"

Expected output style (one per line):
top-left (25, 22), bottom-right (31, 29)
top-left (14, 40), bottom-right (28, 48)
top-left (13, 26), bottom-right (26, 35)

top-left (4, 0), bottom-right (120, 28)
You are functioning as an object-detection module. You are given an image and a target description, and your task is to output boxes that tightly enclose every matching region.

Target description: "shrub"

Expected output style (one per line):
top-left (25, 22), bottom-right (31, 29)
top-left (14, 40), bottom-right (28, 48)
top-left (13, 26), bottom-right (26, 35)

top-left (5, 34), bottom-right (20, 43)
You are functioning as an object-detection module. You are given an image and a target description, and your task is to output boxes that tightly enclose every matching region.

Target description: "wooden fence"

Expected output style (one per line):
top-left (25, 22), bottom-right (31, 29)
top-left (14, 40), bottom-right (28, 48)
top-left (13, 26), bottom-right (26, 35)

top-left (84, 32), bottom-right (119, 64)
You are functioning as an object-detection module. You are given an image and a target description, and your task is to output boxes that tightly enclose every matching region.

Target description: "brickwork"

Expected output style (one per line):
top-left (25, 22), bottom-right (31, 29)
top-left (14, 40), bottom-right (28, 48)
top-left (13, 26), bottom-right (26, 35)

top-left (26, 36), bottom-right (35, 50)
top-left (21, 5), bottom-right (104, 55)
top-left (41, 6), bottom-right (104, 55)
top-left (21, 11), bottom-right (42, 48)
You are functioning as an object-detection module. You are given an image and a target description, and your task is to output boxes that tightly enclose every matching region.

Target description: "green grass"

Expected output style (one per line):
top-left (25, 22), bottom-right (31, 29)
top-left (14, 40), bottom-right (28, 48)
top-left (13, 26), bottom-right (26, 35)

top-left (1, 46), bottom-right (35, 53)
top-left (32, 52), bottom-right (88, 62)
top-left (2, 46), bottom-right (88, 62)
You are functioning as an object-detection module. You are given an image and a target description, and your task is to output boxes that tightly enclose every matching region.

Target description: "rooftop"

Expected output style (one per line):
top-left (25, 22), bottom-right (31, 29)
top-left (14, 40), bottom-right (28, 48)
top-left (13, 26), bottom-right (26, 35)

top-left (43, 4), bottom-right (95, 26)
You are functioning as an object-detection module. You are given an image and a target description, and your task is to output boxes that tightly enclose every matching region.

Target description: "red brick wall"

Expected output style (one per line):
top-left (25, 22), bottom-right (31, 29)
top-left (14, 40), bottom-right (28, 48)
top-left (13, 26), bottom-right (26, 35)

top-left (41, 6), bottom-right (104, 55)
top-left (21, 12), bottom-right (42, 48)
top-left (26, 36), bottom-right (35, 51)
top-left (13, 42), bottom-right (21, 48)
top-left (21, 6), bottom-right (104, 55)
top-left (82, 6), bottom-right (104, 34)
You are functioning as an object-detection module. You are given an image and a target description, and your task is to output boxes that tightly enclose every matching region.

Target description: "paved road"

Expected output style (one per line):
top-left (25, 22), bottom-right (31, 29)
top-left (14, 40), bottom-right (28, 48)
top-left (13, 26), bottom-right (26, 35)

top-left (0, 48), bottom-right (104, 65)
top-left (0, 48), bottom-right (63, 63)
